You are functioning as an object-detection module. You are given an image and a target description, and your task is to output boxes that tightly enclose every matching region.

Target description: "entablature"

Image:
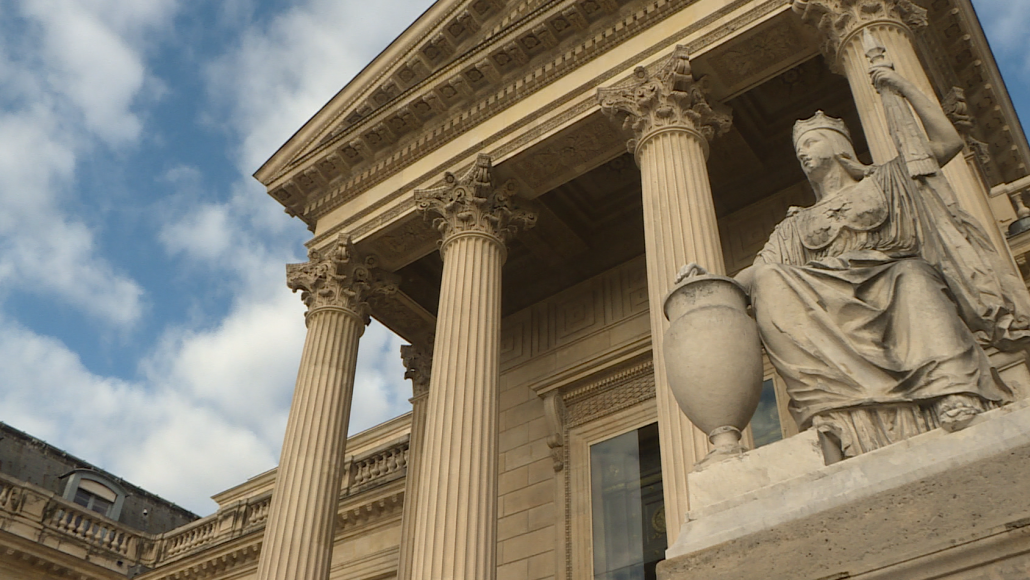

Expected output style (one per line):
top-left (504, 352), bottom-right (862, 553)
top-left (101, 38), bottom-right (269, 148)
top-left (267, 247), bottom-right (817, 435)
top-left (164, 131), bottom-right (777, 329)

top-left (259, 0), bottom-right (1029, 239)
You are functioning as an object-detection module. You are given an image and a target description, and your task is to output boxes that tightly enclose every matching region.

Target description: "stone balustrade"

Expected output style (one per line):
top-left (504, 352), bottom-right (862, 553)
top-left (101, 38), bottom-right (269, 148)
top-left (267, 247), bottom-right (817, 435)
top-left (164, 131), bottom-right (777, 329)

top-left (347, 438), bottom-right (410, 493)
top-left (0, 437), bottom-right (412, 577)
top-left (0, 472), bottom-right (147, 575)
top-left (159, 516), bottom-right (219, 560)
top-left (47, 504), bottom-right (138, 557)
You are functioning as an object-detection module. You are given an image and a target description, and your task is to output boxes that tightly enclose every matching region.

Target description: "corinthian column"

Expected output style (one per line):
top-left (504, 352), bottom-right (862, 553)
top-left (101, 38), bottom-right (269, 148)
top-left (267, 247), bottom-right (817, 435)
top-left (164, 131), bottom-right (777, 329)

top-left (256, 235), bottom-right (395, 580)
top-left (792, 0), bottom-right (1016, 269)
top-left (396, 343), bottom-right (431, 580)
top-left (407, 155), bottom-right (536, 580)
top-left (597, 46), bottom-right (732, 543)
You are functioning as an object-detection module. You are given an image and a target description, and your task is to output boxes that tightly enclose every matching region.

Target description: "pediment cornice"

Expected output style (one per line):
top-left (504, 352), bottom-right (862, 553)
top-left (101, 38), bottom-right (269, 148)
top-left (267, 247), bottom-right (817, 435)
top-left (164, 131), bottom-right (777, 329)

top-left (256, 0), bottom-right (574, 184)
top-left (258, 0), bottom-right (654, 227)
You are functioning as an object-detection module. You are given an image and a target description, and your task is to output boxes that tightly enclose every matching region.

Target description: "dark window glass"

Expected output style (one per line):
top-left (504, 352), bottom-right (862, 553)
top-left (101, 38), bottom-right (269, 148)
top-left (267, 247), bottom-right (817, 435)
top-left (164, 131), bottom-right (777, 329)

top-left (751, 379), bottom-right (783, 448)
top-left (72, 487), bottom-right (113, 516)
top-left (73, 488), bottom-right (92, 507)
top-left (590, 423), bottom-right (665, 580)
top-left (90, 496), bottom-right (113, 515)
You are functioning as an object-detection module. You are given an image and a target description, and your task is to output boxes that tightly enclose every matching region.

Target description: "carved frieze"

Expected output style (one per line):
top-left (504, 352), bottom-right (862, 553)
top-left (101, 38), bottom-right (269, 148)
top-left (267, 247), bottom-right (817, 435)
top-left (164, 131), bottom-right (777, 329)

top-left (707, 18), bottom-right (812, 92)
top-left (286, 234), bottom-right (397, 321)
top-left (563, 359), bottom-right (656, 427)
top-left (514, 115), bottom-right (623, 191)
top-left (791, 0), bottom-right (928, 66)
top-left (302, 0), bottom-right (782, 237)
top-left (414, 154), bottom-right (537, 248)
top-left (597, 45), bottom-right (732, 155)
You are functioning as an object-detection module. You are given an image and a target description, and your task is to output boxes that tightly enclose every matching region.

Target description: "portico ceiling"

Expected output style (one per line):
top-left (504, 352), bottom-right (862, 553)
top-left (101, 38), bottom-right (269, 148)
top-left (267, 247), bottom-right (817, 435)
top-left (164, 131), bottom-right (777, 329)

top-left (387, 53), bottom-right (864, 333)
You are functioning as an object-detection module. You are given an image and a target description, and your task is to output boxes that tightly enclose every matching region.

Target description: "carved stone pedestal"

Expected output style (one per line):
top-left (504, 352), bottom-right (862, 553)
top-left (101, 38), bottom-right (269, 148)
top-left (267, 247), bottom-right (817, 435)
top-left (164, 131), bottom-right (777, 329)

top-left (658, 400), bottom-right (1030, 580)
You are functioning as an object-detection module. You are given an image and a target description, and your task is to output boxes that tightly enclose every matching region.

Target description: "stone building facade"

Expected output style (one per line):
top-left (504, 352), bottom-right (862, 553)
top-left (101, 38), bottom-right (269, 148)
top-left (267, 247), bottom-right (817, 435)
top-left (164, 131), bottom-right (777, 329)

top-left (4, 0), bottom-right (1030, 579)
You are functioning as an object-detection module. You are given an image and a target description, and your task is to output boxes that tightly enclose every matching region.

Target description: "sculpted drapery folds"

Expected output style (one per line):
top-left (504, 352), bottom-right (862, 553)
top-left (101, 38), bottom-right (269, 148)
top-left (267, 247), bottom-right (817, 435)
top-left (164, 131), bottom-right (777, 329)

top-left (413, 153), bottom-right (537, 251)
top-left (286, 234), bottom-right (397, 322)
top-left (791, 0), bottom-right (928, 66)
top-left (723, 67), bottom-right (1030, 461)
top-left (596, 45), bottom-right (732, 158)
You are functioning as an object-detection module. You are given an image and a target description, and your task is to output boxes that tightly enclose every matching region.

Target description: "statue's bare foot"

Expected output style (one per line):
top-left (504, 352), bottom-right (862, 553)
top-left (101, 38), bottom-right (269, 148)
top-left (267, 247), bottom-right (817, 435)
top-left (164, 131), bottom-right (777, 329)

top-left (939, 400), bottom-right (980, 432)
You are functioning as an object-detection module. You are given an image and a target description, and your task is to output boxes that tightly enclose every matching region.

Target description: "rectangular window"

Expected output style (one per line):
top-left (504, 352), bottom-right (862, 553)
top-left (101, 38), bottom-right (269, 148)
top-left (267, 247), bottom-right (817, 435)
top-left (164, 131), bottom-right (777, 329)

top-left (589, 423), bottom-right (665, 580)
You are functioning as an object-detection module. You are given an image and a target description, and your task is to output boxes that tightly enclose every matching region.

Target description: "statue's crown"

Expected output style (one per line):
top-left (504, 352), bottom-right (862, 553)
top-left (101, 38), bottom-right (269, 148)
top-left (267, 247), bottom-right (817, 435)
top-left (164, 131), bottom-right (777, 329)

top-left (793, 111), bottom-right (851, 147)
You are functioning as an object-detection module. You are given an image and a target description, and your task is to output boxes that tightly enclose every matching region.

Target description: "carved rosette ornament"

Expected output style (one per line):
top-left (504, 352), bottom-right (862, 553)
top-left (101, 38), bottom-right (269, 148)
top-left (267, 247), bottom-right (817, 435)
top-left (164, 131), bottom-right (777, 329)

top-left (413, 154), bottom-right (537, 252)
top-left (286, 234), bottom-right (396, 322)
top-left (791, 0), bottom-right (928, 68)
top-left (400, 344), bottom-right (432, 399)
top-left (596, 45), bottom-right (732, 159)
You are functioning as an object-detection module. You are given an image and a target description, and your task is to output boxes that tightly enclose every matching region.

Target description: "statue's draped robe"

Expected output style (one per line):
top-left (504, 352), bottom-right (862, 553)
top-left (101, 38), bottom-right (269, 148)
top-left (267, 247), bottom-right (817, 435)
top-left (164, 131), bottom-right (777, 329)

top-left (753, 158), bottom-right (1028, 456)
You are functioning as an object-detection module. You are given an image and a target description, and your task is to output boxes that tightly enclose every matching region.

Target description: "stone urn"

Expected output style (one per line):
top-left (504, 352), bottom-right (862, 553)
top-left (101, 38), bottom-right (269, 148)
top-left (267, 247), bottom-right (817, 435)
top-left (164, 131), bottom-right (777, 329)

top-left (663, 273), bottom-right (764, 467)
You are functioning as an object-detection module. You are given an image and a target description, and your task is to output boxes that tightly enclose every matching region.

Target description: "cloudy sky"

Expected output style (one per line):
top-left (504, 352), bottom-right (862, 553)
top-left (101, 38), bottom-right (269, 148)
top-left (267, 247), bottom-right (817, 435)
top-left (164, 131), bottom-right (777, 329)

top-left (0, 0), bottom-right (1027, 516)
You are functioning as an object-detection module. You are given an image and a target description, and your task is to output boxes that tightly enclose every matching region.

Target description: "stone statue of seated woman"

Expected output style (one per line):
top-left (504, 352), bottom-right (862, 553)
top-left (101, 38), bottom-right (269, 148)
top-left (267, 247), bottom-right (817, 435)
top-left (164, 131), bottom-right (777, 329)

top-left (680, 67), bottom-right (1030, 463)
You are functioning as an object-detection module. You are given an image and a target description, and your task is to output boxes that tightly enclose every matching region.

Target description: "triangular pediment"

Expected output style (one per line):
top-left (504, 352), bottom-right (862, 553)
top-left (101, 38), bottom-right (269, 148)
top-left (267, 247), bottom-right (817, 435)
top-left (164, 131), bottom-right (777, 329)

top-left (255, 0), bottom-right (628, 190)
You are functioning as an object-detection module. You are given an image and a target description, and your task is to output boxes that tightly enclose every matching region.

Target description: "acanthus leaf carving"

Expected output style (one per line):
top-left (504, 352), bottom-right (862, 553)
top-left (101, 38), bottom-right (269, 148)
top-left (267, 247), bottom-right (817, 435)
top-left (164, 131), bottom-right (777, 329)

top-left (791, 0), bottom-right (928, 66)
top-left (286, 234), bottom-right (397, 321)
top-left (414, 154), bottom-right (537, 248)
top-left (400, 343), bottom-right (433, 399)
top-left (942, 86), bottom-right (992, 171)
top-left (596, 45), bottom-right (732, 156)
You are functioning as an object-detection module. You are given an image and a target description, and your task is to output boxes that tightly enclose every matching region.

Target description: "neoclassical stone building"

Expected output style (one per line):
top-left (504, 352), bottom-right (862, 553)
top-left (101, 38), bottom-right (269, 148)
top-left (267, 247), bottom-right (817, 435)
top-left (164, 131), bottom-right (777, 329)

top-left (4, 0), bottom-right (1030, 579)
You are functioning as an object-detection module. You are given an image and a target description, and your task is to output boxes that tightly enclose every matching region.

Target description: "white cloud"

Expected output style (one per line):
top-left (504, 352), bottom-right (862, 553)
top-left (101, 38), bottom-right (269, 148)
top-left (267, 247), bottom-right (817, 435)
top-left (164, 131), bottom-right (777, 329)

top-left (0, 0), bottom-right (182, 326)
top-left (205, 0), bottom-right (435, 173)
top-left (0, 0), bottom-right (425, 516)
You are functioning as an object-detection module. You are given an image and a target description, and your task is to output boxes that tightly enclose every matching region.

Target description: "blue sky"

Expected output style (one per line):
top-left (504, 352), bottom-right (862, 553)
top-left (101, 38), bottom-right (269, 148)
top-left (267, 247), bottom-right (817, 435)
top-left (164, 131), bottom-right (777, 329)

top-left (0, 0), bottom-right (1026, 516)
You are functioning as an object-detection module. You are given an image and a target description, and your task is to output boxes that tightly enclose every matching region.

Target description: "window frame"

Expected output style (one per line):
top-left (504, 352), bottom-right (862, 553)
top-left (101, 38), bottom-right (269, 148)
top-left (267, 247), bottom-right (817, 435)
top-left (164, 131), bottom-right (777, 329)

top-left (568, 398), bottom-right (658, 580)
top-left (61, 469), bottom-right (126, 520)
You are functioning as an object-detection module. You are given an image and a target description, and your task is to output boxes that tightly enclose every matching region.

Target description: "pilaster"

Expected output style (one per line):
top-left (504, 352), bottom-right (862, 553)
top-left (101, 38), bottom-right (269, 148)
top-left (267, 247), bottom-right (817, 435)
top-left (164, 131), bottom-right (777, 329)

top-left (792, 0), bottom-right (1016, 270)
top-left (597, 46), bottom-right (732, 544)
top-left (408, 155), bottom-right (536, 580)
top-left (255, 235), bottom-right (395, 580)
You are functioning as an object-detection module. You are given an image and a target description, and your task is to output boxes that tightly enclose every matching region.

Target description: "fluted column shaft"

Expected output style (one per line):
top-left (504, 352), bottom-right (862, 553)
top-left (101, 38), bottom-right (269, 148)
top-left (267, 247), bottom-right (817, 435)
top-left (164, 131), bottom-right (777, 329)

top-left (256, 234), bottom-right (394, 580)
top-left (256, 306), bottom-right (363, 580)
top-left (409, 154), bottom-right (535, 580)
top-left (409, 232), bottom-right (504, 580)
top-left (396, 346), bottom-right (431, 580)
top-left (597, 46), bottom-right (732, 544)
top-left (801, 0), bottom-right (1019, 271)
top-left (636, 127), bottom-right (725, 540)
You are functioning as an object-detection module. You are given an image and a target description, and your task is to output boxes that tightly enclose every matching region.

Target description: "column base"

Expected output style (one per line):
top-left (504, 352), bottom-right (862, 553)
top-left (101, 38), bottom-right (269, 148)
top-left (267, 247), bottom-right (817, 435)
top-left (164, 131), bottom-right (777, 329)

top-left (659, 399), bottom-right (1030, 580)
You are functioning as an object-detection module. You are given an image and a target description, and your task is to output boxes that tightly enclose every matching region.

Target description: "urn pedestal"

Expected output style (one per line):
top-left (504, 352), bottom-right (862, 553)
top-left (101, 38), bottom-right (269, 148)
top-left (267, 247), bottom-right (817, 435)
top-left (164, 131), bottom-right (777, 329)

top-left (662, 275), bottom-right (764, 466)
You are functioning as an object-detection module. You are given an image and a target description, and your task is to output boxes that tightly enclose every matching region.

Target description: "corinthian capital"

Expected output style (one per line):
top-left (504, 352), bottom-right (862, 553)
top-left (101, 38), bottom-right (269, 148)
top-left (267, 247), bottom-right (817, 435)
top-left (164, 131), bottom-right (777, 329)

top-left (286, 234), bottom-right (396, 321)
top-left (791, 0), bottom-right (928, 64)
top-left (400, 344), bottom-right (432, 399)
top-left (414, 154), bottom-right (537, 247)
top-left (596, 45), bottom-right (731, 156)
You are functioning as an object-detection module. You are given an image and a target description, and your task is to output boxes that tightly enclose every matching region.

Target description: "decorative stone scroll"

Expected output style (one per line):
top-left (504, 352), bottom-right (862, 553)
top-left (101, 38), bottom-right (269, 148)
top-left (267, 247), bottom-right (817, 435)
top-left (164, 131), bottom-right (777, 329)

top-left (285, 234), bottom-right (396, 322)
top-left (791, 0), bottom-right (928, 67)
top-left (596, 45), bottom-right (731, 158)
top-left (413, 153), bottom-right (537, 250)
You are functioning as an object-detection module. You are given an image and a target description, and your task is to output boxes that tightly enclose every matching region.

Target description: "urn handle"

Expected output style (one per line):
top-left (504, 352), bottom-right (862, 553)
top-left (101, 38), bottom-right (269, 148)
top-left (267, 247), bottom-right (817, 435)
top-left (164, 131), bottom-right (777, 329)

top-left (675, 262), bottom-right (708, 284)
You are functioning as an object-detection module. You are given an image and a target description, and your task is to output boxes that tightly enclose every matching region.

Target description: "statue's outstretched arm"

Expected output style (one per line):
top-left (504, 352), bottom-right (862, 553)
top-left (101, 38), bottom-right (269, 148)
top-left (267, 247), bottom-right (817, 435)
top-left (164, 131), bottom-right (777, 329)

top-left (870, 68), bottom-right (963, 167)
